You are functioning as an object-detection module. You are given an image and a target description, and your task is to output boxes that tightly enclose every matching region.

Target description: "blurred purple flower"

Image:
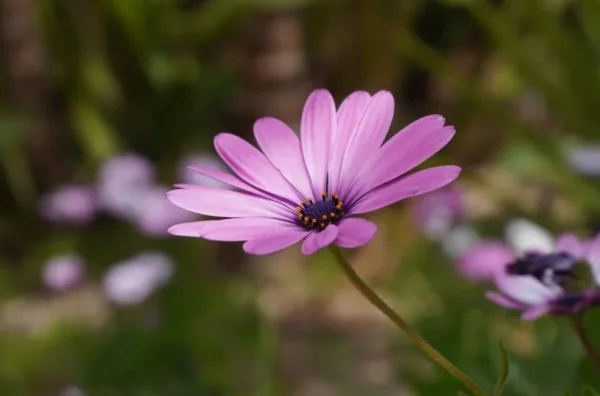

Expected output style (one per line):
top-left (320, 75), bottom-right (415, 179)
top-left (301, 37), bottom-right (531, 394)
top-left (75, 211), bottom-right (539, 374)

top-left (177, 153), bottom-right (232, 189)
top-left (39, 185), bottom-right (96, 225)
top-left (458, 240), bottom-right (514, 281)
top-left (103, 252), bottom-right (174, 306)
top-left (412, 185), bottom-right (463, 241)
top-left (486, 229), bottom-right (600, 320)
top-left (134, 186), bottom-right (195, 237)
top-left (457, 218), bottom-right (557, 282)
top-left (42, 254), bottom-right (84, 292)
top-left (97, 153), bottom-right (155, 217)
top-left (565, 144), bottom-right (600, 177)
top-left (167, 89), bottom-right (460, 255)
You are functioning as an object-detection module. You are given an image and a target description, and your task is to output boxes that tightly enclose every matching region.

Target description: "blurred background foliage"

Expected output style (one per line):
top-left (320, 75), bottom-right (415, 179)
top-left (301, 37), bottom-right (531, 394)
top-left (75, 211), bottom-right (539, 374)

top-left (1, 0), bottom-right (600, 395)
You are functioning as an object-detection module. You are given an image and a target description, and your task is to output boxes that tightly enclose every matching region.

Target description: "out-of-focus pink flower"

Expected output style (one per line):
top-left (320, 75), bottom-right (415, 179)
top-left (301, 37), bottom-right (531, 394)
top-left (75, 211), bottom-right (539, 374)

top-left (412, 185), bottom-right (463, 241)
top-left (458, 241), bottom-right (514, 281)
top-left (40, 185), bottom-right (97, 225)
top-left (133, 186), bottom-right (195, 237)
top-left (42, 254), bottom-right (85, 291)
top-left (97, 153), bottom-right (155, 217)
top-left (177, 153), bottom-right (232, 189)
top-left (167, 89), bottom-right (460, 255)
top-left (102, 252), bottom-right (173, 306)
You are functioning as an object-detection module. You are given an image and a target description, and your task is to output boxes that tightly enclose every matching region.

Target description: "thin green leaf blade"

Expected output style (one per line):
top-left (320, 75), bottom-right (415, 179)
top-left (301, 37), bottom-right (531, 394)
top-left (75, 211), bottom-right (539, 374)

top-left (493, 341), bottom-right (510, 396)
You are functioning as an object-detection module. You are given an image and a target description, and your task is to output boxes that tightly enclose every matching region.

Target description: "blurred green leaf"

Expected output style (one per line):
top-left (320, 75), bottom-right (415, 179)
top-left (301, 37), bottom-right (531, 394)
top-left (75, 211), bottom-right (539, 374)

top-left (0, 115), bottom-right (31, 152)
top-left (583, 385), bottom-right (600, 396)
top-left (493, 341), bottom-right (510, 396)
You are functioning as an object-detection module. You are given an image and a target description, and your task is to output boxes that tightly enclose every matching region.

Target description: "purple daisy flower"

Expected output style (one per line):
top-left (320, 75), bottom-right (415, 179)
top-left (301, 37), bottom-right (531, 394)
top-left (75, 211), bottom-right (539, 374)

top-left (486, 233), bottom-right (600, 320)
top-left (167, 89), bottom-right (459, 255)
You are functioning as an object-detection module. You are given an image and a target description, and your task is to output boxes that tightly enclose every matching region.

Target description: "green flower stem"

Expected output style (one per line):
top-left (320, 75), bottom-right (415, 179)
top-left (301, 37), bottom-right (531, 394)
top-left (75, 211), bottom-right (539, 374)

top-left (571, 316), bottom-right (600, 373)
top-left (330, 246), bottom-right (487, 396)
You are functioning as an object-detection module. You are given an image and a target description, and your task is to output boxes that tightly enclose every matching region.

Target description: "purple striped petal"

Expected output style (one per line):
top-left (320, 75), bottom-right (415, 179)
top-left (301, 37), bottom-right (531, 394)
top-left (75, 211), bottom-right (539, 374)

top-left (167, 187), bottom-right (290, 219)
top-left (555, 233), bottom-right (584, 259)
top-left (301, 225), bottom-right (339, 255)
top-left (301, 90), bottom-right (336, 196)
top-left (253, 117), bottom-right (313, 199)
top-left (335, 217), bottom-right (377, 248)
top-left (214, 133), bottom-right (300, 202)
top-left (495, 274), bottom-right (561, 306)
top-left (351, 166), bottom-right (461, 215)
top-left (338, 91), bottom-right (395, 198)
top-left (485, 291), bottom-right (526, 310)
top-left (328, 91), bottom-right (371, 195)
top-left (243, 228), bottom-right (309, 255)
top-left (187, 166), bottom-right (273, 200)
top-left (168, 217), bottom-right (294, 240)
top-left (521, 305), bottom-right (551, 321)
top-left (353, 117), bottom-right (453, 197)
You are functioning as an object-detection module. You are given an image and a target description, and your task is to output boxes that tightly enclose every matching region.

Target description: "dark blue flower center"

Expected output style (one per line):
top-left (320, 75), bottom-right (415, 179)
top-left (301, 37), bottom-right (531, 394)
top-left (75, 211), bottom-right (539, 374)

top-left (506, 252), bottom-right (577, 286)
top-left (295, 193), bottom-right (345, 231)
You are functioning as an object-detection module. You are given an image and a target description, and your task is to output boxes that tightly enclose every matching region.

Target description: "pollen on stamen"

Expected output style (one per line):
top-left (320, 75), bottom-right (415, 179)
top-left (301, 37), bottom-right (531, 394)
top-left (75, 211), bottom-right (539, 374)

top-left (295, 193), bottom-right (346, 231)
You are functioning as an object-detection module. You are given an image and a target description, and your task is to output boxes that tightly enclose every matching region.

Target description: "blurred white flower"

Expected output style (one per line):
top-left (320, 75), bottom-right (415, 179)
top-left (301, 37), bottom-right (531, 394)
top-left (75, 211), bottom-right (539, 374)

top-left (441, 224), bottom-right (480, 259)
top-left (411, 186), bottom-right (463, 241)
top-left (59, 386), bottom-right (85, 396)
top-left (133, 186), bottom-right (195, 237)
top-left (564, 144), bottom-right (600, 177)
top-left (103, 252), bottom-right (174, 306)
top-left (177, 153), bottom-right (232, 189)
top-left (97, 153), bottom-right (155, 217)
top-left (42, 254), bottom-right (85, 292)
top-left (505, 218), bottom-right (554, 255)
top-left (39, 185), bottom-right (96, 225)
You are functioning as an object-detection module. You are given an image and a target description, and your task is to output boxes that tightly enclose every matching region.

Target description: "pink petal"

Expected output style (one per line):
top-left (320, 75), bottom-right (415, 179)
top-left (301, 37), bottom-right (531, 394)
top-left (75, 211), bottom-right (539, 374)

top-left (243, 228), bottom-right (309, 255)
top-left (494, 274), bottom-right (561, 306)
top-left (458, 241), bottom-right (515, 282)
top-left (187, 166), bottom-right (273, 200)
top-left (351, 166), bottom-right (461, 215)
top-left (485, 291), bottom-right (526, 309)
top-left (338, 91), bottom-right (395, 198)
top-left (555, 233), bottom-right (584, 258)
top-left (167, 187), bottom-right (290, 219)
top-left (253, 117), bottom-right (313, 199)
top-left (301, 90), bottom-right (336, 196)
top-left (168, 217), bottom-right (294, 241)
top-left (521, 305), bottom-right (551, 321)
top-left (328, 91), bottom-right (371, 195)
top-left (335, 217), bottom-right (377, 248)
top-left (587, 234), bottom-right (600, 285)
top-left (301, 225), bottom-right (339, 255)
top-left (214, 133), bottom-right (300, 202)
top-left (353, 118), bottom-right (453, 198)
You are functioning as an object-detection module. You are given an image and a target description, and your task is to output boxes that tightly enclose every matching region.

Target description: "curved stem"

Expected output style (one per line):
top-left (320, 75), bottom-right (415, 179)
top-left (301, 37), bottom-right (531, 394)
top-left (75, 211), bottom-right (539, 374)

top-left (330, 246), bottom-right (487, 396)
top-left (571, 316), bottom-right (600, 373)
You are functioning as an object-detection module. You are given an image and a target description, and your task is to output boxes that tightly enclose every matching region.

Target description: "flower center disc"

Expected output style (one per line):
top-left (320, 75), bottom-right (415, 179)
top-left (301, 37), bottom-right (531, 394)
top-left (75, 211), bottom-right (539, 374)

top-left (295, 193), bottom-right (345, 231)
